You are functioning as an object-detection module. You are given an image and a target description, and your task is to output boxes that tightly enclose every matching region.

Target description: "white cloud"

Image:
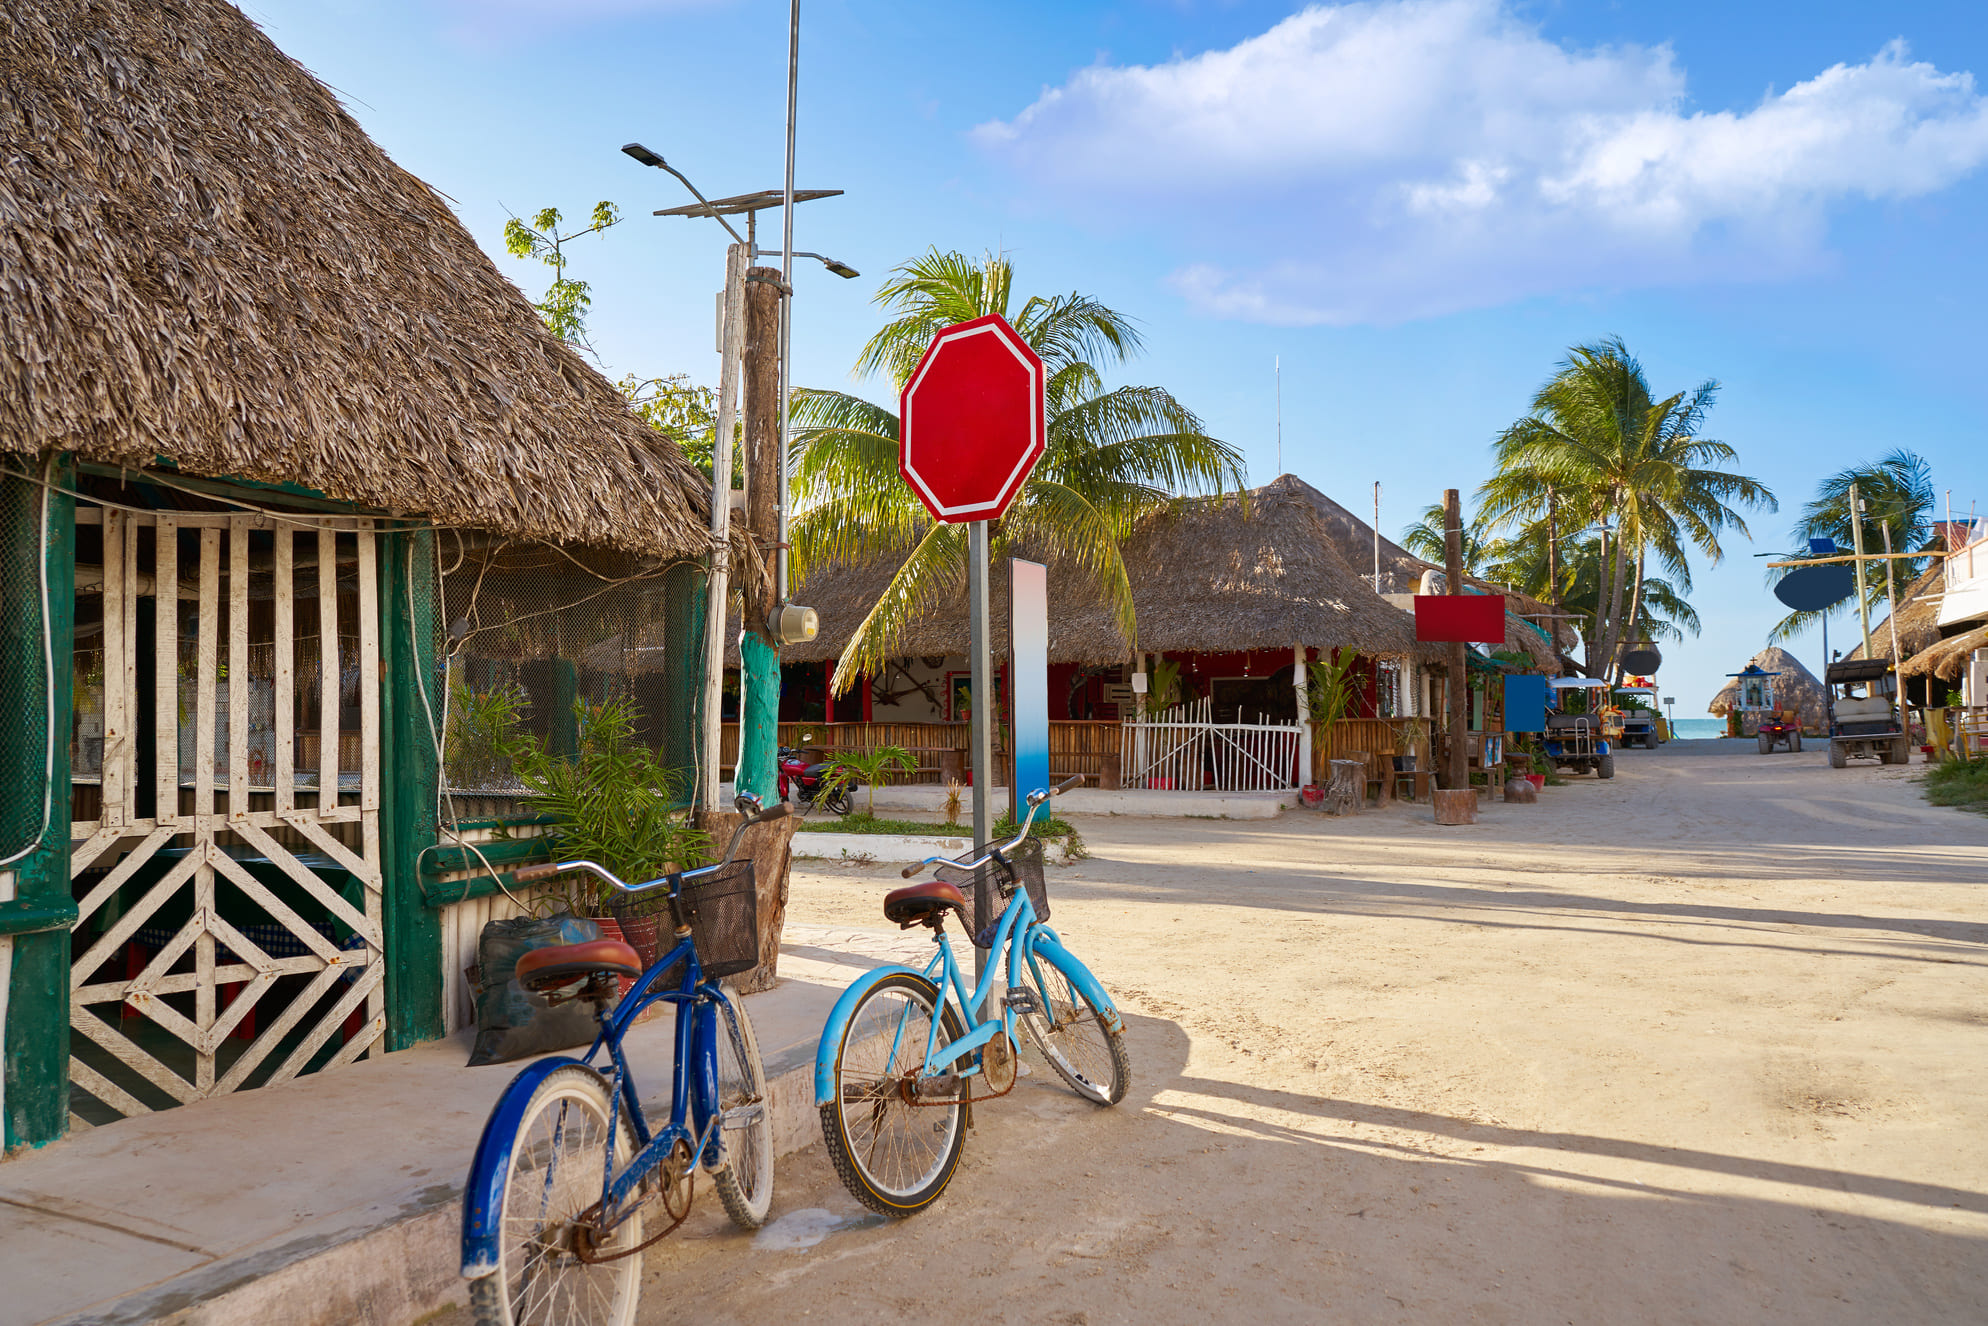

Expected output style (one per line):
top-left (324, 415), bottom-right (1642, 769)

top-left (974, 0), bottom-right (1988, 324)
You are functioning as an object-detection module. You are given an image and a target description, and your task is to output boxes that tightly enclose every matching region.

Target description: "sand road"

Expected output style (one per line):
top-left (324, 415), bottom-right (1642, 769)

top-left (569, 744), bottom-right (1988, 1323)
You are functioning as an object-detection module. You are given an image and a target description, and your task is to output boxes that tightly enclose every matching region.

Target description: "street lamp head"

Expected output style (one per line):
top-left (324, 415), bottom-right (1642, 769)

top-left (822, 257), bottom-right (860, 280)
top-left (621, 142), bottom-right (666, 169)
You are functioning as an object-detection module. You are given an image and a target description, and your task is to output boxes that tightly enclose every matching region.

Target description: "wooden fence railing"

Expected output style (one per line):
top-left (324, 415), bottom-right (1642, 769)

top-left (718, 721), bottom-right (1124, 786)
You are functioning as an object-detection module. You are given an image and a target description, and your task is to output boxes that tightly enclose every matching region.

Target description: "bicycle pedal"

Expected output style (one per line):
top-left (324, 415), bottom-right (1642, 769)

top-left (1002, 988), bottom-right (1039, 1014)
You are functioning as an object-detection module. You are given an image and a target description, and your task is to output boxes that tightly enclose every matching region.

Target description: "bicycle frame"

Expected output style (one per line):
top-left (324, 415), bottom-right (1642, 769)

top-left (459, 933), bottom-right (744, 1278)
top-left (811, 874), bottom-right (1123, 1109)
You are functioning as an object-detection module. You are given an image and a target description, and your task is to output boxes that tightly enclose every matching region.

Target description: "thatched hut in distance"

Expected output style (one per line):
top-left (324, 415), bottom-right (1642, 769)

top-left (1846, 562), bottom-right (1946, 665)
top-left (1709, 647), bottom-right (1830, 735)
top-left (1, 0), bottom-right (722, 1152)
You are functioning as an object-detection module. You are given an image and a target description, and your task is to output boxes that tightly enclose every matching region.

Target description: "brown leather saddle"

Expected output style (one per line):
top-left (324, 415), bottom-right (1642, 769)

top-left (882, 879), bottom-right (968, 931)
top-left (514, 939), bottom-right (643, 994)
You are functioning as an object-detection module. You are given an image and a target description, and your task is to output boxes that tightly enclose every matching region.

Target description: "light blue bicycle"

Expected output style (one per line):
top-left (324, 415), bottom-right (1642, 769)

top-left (814, 778), bottom-right (1130, 1216)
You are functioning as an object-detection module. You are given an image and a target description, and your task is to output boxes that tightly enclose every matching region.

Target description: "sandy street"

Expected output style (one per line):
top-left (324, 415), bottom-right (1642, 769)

top-left (611, 744), bottom-right (1983, 1323)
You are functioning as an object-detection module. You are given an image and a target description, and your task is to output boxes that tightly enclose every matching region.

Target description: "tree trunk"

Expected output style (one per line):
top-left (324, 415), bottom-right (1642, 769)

top-left (740, 266), bottom-right (784, 637)
top-left (696, 808), bottom-right (799, 996)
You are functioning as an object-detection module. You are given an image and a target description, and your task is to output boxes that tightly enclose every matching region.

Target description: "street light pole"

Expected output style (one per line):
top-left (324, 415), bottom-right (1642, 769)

top-left (779, 0), bottom-right (799, 604)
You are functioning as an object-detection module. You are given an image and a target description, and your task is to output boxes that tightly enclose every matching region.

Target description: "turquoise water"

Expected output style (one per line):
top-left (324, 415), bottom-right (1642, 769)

top-left (1668, 718), bottom-right (1731, 739)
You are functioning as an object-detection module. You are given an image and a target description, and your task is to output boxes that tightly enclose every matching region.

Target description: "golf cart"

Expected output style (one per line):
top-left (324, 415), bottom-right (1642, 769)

top-left (1613, 685), bottom-right (1662, 749)
top-left (1824, 658), bottom-right (1909, 768)
top-left (1543, 677), bottom-right (1618, 779)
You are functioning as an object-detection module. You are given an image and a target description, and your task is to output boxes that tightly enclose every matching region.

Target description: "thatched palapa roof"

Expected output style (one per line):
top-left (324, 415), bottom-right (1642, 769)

top-left (778, 479), bottom-right (1444, 668)
top-left (1899, 624), bottom-right (1988, 683)
top-left (1707, 646), bottom-right (1829, 731)
top-left (0, 0), bottom-right (712, 557)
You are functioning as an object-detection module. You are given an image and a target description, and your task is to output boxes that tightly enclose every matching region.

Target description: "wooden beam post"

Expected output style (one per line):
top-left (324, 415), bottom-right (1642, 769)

top-left (1443, 488), bottom-right (1469, 793)
top-left (3, 454), bottom-right (76, 1152)
top-left (381, 529), bottom-right (443, 1051)
top-left (735, 265), bottom-right (784, 805)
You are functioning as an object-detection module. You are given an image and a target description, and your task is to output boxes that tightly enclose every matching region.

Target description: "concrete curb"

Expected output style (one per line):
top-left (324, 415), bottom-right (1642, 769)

top-left (792, 830), bottom-right (972, 861)
top-left (121, 1055), bottom-right (822, 1326)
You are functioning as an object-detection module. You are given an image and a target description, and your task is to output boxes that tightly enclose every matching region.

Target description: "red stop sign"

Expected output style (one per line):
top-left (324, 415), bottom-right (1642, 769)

top-left (898, 314), bottom-right (1046, 523)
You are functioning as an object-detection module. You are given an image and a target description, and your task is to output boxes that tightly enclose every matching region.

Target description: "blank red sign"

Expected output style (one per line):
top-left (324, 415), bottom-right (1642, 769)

top-left (1414, 594), bottom-right (1506, 644)
top-left (898, 314), bottom-right (1046, 523)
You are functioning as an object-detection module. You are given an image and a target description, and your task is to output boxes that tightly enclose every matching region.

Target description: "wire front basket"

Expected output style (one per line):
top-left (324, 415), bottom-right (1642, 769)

top-left (680, 861), bottom-right (760, 980)
top-left (936, 835), bottom-right (1049, 947)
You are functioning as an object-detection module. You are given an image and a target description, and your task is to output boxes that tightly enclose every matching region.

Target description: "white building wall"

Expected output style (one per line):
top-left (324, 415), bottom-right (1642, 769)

top-left (866, 656), bottom-right (961, 723)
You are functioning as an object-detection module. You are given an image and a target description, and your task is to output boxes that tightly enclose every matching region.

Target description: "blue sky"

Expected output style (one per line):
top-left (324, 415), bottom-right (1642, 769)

top-left (240, 0), bottom-right (1987, 713)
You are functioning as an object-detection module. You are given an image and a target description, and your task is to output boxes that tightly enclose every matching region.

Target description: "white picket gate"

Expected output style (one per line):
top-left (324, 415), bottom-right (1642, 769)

top-left (1120, 698), bottom-right (1303, 792)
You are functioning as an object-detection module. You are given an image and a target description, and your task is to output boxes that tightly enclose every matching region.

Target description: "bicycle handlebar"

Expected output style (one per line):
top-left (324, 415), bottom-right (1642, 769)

top-left (898, 775), bottom-right (1083, 879)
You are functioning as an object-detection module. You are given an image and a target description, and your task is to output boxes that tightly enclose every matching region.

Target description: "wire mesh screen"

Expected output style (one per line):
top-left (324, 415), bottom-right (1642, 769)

top-left (2, 471), bottom-right (52, 860)
top-left (438, 539), bottom-right (705, 799)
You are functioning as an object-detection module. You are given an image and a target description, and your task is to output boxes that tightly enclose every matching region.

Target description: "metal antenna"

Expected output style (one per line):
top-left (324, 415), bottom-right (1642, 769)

top-left (1275, 355), bottom-right (1282, 476)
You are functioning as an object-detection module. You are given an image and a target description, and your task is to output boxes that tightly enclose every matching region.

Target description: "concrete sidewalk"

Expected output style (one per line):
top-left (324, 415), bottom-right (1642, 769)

top-left (0, 925), bottom-right (929, 1326)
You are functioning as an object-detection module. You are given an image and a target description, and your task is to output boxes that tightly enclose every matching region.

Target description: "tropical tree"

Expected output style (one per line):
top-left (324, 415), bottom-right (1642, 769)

top-left (1767, 449), bottom-right (1936, 642)
top-left (502, 202), bottom-right (622, 358)
top-left (1476, 337), bottom-right (1775, 679)
top-left (790, 249), bottom-right (1248, 689)
top-left (1399, 504), bottom-right (1499, 577)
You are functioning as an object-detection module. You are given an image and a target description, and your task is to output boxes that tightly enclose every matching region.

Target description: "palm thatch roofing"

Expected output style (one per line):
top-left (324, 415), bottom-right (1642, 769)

top-left (1707, 646), bottom-right (1829, 731)
top-left (1846, 562), bottom-right (1947, 662)
top-left (1899, 624), bottom-right (1988, 683)
top-left (0, 0), bottom-right (713, 557)
top-left (774, 479), bottom-right (1448, 668)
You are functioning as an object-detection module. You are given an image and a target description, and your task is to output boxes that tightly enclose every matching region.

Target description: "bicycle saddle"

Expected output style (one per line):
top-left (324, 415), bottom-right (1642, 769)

top-left (882, 879), bottom-right (968, 930)
top-left (514, 939), bottom-right (642, 992)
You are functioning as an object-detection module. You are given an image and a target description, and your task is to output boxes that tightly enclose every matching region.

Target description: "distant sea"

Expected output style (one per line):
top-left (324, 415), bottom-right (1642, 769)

top-left (1668, 718), bottom-right (1731, 739)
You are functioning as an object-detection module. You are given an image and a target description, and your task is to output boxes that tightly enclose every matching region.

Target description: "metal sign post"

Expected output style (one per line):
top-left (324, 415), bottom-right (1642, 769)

top-left (967, 522), bottom-right (993, 985)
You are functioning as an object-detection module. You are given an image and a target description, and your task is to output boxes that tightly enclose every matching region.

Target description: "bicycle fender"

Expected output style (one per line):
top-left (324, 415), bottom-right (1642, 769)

top-left (460, 1055), bottom-right (592, 1279)
top-left (1026, 935), bottom-right (1125, 1036)
top-left (813, 964), bottom-right (927, 1107)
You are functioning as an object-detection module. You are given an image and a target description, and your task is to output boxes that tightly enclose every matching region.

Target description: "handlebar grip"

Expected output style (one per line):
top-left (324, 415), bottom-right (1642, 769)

top-left (1054, 774), bottom-right (1084, 794)
top-left (900, 863), bottom-right (923, 879)
top-left (513, 861), bottom-right (561, 883)
top-left (756, 803), bottom-right (792, 822)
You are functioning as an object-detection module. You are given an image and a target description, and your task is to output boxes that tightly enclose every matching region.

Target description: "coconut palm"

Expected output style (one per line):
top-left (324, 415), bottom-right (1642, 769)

top-left (1399, 504), bottom-right (1500, 577)
top-left (1476, 337), bottom-right (1775, 678)
top-left (1767, 449), bottom-right (1936, 642)
top-left (790, 249), bottom-right (1247, 688)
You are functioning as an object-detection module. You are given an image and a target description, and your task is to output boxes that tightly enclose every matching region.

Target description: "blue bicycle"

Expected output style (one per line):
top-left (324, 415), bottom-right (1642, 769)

top-left (814, 778), bottom-right (1130, 1216)
top-left (459, 799), bottom-right (787, 1326)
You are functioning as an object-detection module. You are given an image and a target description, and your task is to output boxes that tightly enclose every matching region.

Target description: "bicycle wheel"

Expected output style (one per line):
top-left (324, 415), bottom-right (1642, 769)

top-left (708, 996), bottom-right (774, 1229)
top-left (1018, 946), bottom-right (1130, 1107)
top-left (819, 972), bottom-right (967, 1217)
top-left (471, 1065), bottom-right (640, 1326)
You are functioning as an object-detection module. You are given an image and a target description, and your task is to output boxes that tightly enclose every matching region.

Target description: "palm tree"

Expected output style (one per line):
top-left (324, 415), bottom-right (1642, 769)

top-left (1399, 504), bottom-right (1499, 577)
top-left (1767, 449), bottom-right (1936, 642)
top-left (1477, 336), bottom-right (1775, 679)
top-left (790, 249), bottom-right (1247, 688)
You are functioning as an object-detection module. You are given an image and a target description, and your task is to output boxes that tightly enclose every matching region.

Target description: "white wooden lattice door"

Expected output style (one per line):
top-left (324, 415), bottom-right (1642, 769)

top-left (67, 509), bottom-right (385, 1124)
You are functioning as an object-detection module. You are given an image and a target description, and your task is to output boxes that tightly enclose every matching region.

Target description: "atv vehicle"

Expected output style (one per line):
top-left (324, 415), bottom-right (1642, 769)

top-left (1542, 678), bottom-right (1617, 779)
top-left (1756, 710), bottom-right (1801, 754)
top-left (1823, 659), bottom-right (1909, 768)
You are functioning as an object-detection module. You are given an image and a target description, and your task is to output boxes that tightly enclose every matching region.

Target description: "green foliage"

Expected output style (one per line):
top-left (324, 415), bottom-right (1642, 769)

top-left (1768, 449), bottom-right (1936, 643)
top-left (821, 745), bottom-right (917, 817)
top-left (1146, 657), bottom-right (1183, 712)
top-left (789, 249), bottom-right (1248, 689)
top-left (497, 695), bottom-right (709, 914)
top-left (1922, 757), bottom-right (1988, 815)
top-left (502, 202), bottom-right (622, 356)
top-left (619, 373), bottom-right (744, 484)
top-left (1473, 336), bottom-right (1775, 678)
top-left (1306, 651), bottom-right (1360, 730)
top-left (446, 681), bottom-right (529, 791)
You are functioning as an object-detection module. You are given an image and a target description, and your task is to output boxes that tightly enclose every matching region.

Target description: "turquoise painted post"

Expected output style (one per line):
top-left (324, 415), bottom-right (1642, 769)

top-left (3, 455), bottom-right (76, 1152)
top-left (381, 530), bottom-right (443, 1051)
top-left (735, 632), bottom-right (780, 803)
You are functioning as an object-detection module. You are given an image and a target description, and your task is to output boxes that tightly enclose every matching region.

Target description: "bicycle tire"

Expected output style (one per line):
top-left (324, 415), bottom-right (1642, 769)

top-left (1019, 946), bottom-right (1130, 1107)
top-left (708, 997), bottom-right (774, 1229)
top-left (819, 972), bottom-right (967, 1217)
top-left (471, 1065), bottom-right (640, 1326)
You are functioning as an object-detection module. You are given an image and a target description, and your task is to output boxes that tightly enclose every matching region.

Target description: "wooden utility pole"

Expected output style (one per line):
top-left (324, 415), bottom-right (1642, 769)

top-left (733, 265), bottom-right (785, 808)
top-left (1443, 488), bottom-right (1469, 792)
top-left (741, 266), bottom-right (784, 633)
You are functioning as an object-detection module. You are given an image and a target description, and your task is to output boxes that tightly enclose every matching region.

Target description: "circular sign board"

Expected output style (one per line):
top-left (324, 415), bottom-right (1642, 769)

top-left (898, 314), bottom-right (1046, 524)
top-left (1774, 564), bottom-right (1856, 612)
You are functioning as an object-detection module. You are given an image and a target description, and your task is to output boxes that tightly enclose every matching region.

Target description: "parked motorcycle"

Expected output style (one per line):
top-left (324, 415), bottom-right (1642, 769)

top-left (778, 746), bottom-right (853, 816)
